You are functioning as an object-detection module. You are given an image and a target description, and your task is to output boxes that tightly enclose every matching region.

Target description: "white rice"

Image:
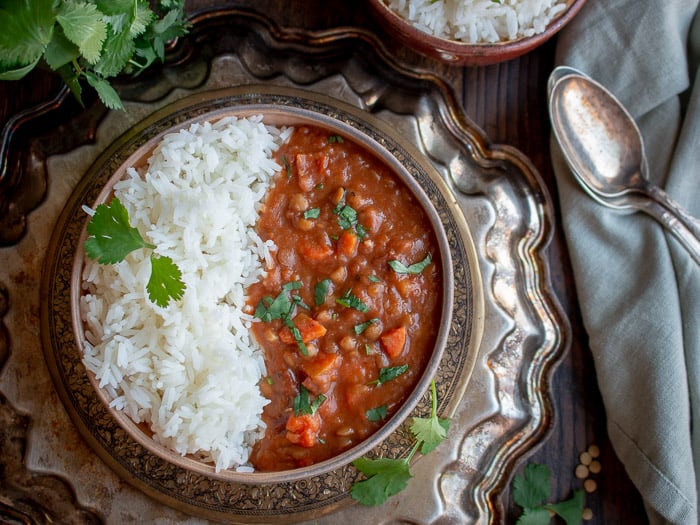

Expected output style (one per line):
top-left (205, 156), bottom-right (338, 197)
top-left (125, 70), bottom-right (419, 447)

top-left (80, 115), bottom-right (291, 472)
top-left (385, 0), bottom-right (568, 43)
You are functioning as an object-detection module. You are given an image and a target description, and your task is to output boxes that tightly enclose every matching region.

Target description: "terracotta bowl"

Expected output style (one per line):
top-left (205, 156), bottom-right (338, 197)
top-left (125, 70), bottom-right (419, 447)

top-left (368, 0), bottom-right (587, 66)
top-left (71, 86), bottom-right (458, 486)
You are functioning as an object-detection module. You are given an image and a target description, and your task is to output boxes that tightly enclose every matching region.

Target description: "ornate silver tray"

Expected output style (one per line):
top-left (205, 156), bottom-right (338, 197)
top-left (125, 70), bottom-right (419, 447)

top-left (0, 8), bottom-right (568, 524)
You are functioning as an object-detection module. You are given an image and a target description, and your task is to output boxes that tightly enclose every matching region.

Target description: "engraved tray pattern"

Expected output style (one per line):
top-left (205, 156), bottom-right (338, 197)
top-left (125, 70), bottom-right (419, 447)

top-left (0, 8), bottom-right (568, 525)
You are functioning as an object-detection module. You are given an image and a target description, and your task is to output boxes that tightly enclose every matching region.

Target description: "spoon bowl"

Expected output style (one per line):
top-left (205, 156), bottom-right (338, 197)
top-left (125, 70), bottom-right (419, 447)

top-left (548, 66), bottom-right (700, 264)
top-left (549, 72), bottom-right (647, 198)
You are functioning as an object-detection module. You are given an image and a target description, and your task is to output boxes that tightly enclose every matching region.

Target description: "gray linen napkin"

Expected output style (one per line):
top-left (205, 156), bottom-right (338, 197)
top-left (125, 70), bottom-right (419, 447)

top-left (551, 1), bottom-right (700, 523)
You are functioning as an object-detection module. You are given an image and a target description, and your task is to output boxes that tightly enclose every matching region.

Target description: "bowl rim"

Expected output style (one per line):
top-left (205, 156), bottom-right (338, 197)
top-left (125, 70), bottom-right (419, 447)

top-left (71, 86), bottom-right (456, 484)
top-left (367, 0), bottom-right (588, 64)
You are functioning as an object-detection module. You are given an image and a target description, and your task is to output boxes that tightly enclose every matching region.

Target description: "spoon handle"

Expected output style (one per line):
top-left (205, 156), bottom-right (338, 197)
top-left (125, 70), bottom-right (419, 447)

top-left (640, 197), bottom-right (700, 265)
top-left (645, 184), bottom-right (700, 243)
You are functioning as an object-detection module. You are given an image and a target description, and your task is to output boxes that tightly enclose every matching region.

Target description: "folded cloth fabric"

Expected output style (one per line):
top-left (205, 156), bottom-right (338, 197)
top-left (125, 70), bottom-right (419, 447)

top-left (551, 1), bottom-right (700, 524)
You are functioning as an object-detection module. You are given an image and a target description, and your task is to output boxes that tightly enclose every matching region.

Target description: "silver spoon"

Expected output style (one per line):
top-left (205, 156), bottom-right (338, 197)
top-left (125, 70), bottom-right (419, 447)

top-left (548, 66), bottom-right (700, 264)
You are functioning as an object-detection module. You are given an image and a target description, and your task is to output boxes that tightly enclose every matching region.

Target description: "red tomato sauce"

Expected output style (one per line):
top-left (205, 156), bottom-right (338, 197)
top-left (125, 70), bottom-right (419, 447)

top-left (246, 125), bottom-right (442, 471)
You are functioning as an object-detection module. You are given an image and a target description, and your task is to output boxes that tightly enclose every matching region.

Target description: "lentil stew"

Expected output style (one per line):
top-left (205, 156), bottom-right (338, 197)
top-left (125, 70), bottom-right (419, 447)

top-left (246, 125), bottom-right (443, 471)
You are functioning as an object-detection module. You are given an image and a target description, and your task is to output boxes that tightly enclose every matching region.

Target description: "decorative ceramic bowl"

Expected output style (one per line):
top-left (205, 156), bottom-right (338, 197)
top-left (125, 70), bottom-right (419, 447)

top-left (368, 0), bottom-right (587, 66)
top-left (69, 86), bottom-right (460, 489)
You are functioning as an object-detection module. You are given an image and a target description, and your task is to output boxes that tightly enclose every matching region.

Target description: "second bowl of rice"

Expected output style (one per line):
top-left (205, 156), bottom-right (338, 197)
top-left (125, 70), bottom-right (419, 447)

top-left (368, 0), bottom-right (587, 65)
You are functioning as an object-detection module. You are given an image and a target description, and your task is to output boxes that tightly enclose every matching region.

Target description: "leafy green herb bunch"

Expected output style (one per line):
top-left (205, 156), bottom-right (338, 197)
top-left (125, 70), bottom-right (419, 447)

top-left (0, 0), bottom-right (189, 110)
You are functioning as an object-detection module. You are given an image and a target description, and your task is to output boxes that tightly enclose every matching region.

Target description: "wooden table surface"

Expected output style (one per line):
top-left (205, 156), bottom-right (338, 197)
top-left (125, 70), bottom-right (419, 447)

top-left (0, 2), bottom-right (649, 523)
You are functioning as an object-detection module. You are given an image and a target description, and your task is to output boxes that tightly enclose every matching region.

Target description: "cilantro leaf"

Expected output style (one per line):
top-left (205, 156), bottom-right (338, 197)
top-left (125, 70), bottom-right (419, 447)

top-left (411, 414), bottom-right (449, 454)
top-left (304, 207), bottom-right (320, 220)
top-left (56, 1), bottom-right (107, 64)
top-left (130, 3), bottom-right (155, 37)
top-left (84, 197), bottom-right (185, 307)
top-left (94, 27), bottom-right (135, 77)
top-left (366, 405), bottom-right (387, 422)
top-left (44, 27), bottom-right (80, 70)
top-left (314, 278), bottom-right (331, 306)
top-left (368, 364), bottom-right (408, 386)
top-left (335, 204), bottom-right (357, 230)
top-left (0, 0), bottom-right (55, 67)
top-left (388, 253), bottom-right (432, 274)
top-left (84, 198), bottom-right (155, 263)
top-left (93, 0), bottom-right (134, 16)
top-left (147, 254), bottom-right (185, 307)
top-left (512, 463), bottom-right (551, 510)
top-left (336, 288), bottom-right (369, 312)
top-left (354, 318), bottom-right (378, 335)
top-left (85, 70), bottom-right (124, 110)
top-left (351, 457), bottom-right (412, 506)
top-left (546, 489), bottom-right (585, 525)
top-left (293, 385), bottom-right (326, 416)
top-left (410, 380), bottom-right (449, 454)
top-left (254, 281), bottom-right (309, 355)
top-left (0, 59), bottom-right (40, 81)
top-left (516, 507), bottom-right (553, 525)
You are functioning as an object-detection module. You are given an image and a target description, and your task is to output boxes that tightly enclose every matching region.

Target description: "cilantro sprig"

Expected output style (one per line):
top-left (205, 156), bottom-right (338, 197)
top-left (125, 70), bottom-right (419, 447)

top-left (351, 380), bottom-right (450, 506)
top-left (84, 197), bottom-right (185, 307)
top-left (513, 464), bottom-right (585, 525)
top-left (0, 0), bottom-right (188, 110)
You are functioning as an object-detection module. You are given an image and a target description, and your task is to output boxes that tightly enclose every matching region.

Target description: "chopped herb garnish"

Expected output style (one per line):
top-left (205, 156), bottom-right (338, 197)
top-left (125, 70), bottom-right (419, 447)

top-left (266, 377), bottom-right (274, 385)
top-left (336, 288), bottom-right (369, 312)
top-left (365, 343), bottom-right (373, 355)
top-left (293, 385), bottom-right (326, 416)
top-left (335, 204), bottom-right (358, 230)
top-left (366, 405), bottom-right (388, 422)
top-left (354, 318), bottom-right (378, 335)
top-left (355, 223), bottom-right (368, 240)
top-left (351, 381), bottom-right (449, 506)
top-left (331, 188), bottom-right (367, 238)
top-left (304, 207), bottom-right (321, 219)
top-left (314, 278), bottom-right (331, 306)
top-left (388, 253), bottom-right (432, 275)
top-left (285, 319), bottom-right (309, 356)
top-left (254, 281), bottom-right (309, 355)
top-left (368, 275), bottom-right (382, 283)
top-left (84, 197), bottom-right (185, 307)
top-left (315, 183), bottom-right (324, 190)
top-left (328, 134), bottom-right (344, 143)
top-left (282, 155), bottom-right (291, 177)
top-left (368, 364), bottom-right (409, 386)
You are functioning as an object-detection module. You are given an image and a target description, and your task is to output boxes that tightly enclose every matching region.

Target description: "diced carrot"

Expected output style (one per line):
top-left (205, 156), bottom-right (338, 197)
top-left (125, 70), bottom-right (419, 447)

top-left (298, 239), bottom-right (333, 262)
top-left (285, 413), bottom-right (321, 448)
top-left (301, 351), bottom-right (340, 378)
top-left (280, 313), bottom-right (327, 344)
top-left (336, 230), bottom-right (359, 258)
top-left (380, 326), bottom-right (407, 359)
top-left (296, 153), bottom-right (329, 192)
top-left (301, 352), bottom-right (340, 394)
